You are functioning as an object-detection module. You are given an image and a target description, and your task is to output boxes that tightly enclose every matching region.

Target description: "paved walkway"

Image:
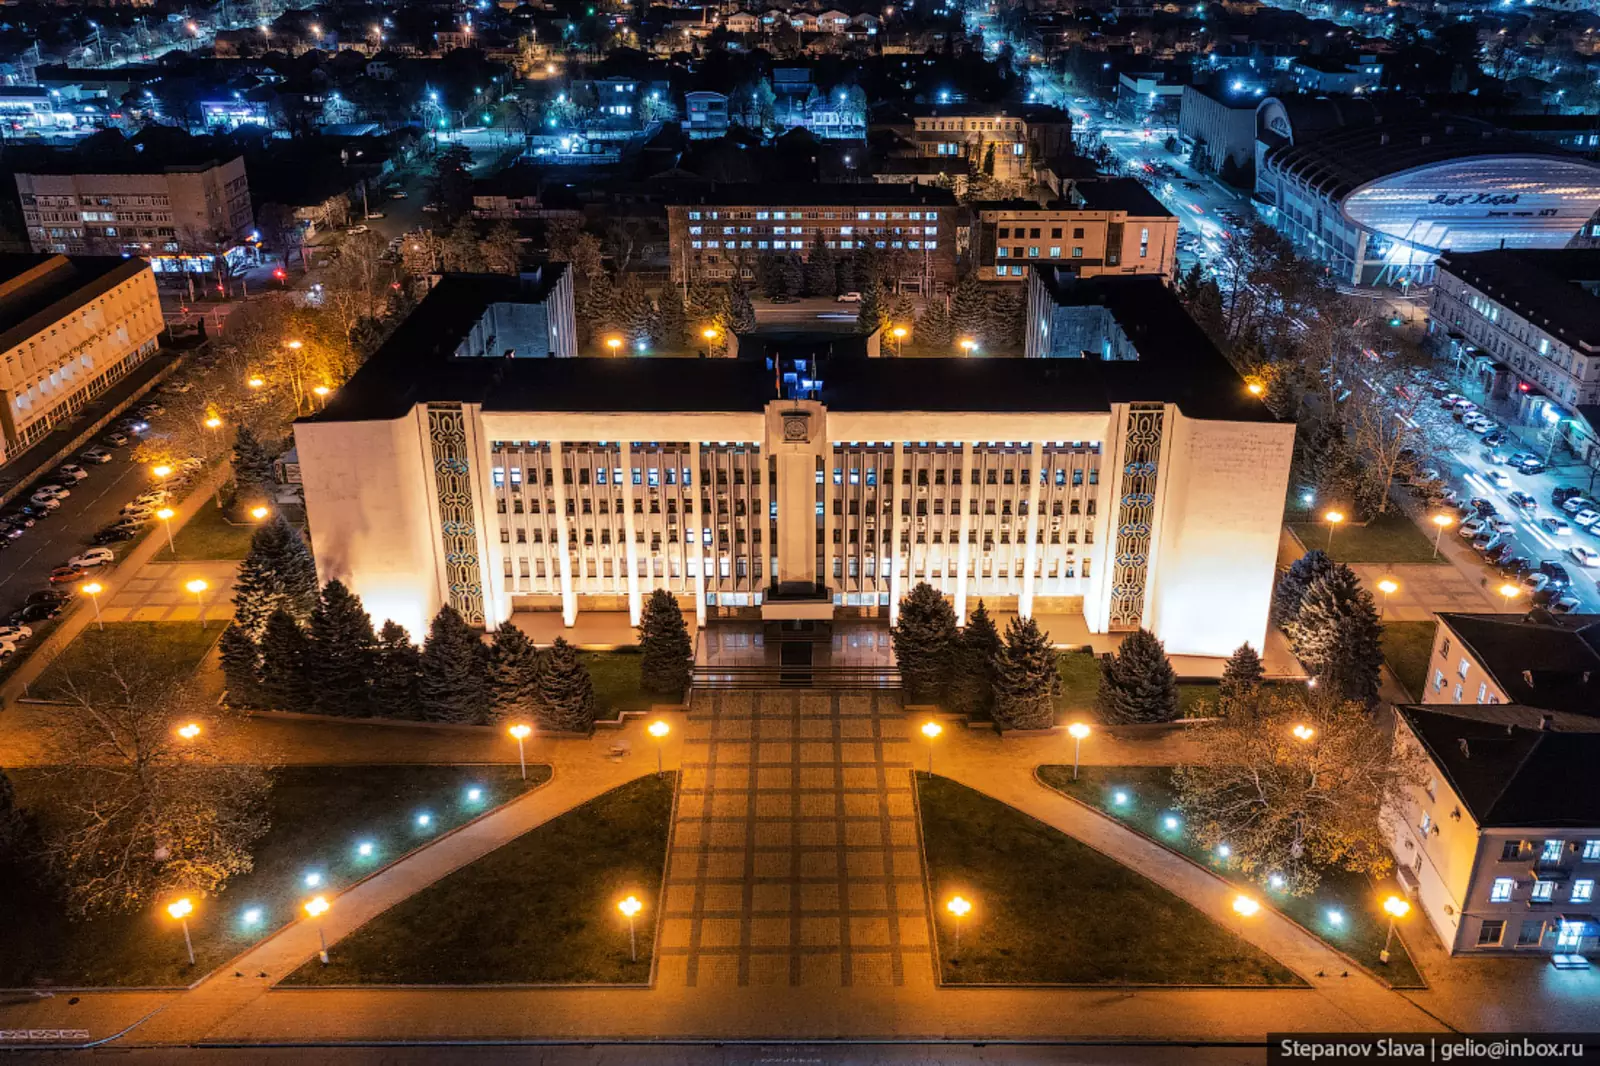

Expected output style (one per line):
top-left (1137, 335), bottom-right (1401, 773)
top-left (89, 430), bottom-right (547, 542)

top-left (1351, 563), bottom-right (1499, 622)
top-left (98, 560), bottom-right (238, 624)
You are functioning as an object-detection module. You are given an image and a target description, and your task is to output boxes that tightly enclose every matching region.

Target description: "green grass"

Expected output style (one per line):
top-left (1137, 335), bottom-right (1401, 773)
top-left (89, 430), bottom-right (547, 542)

top-left (1038, 765), bottom-right (1425, 988)
top-left (1288, 509), bottom-right (1442, 565)
top-left (1381, 620), bottom-right (1438, 702)
top-left (0, 764), bottom-right (550, 987)
top-left (580, 648), bottom-right (661, 717)
top-left (30, 621), bottom-right (220, 702)
top-left (165, 498), bottom-right (260, 561)
top-left (282, 773), bottom-right (674, 985)
top-left (915, 774), bottom-right (1302, 986)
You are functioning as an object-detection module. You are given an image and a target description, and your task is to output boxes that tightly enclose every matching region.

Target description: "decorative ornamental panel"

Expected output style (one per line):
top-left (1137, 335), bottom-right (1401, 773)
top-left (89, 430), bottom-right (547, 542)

top-left (428, 404), bottom-right (484, 625)
top-left (1108, 404), bottom-right (1163, 630)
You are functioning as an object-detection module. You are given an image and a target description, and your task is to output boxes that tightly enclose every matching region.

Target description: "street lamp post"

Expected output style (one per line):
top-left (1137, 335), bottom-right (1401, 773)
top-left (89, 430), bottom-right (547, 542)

top-left (1431, 514), bottom-right (1453, 559)
top-left (186, 578), bottom-right (209, 628)
top-left (1380, 895), bottom-right (1410, 964)
top-left (890, 325), bottom-right (907, 357)
top-left (205, 416), bottom-right (224, 505)
top-left (305, 895), bottom-right (331, 964)
top-left (648, 719), bottom-right (669, 776)
top-left (606, 336), bottom-right (623, 356)
top-left (618, 895), bottom-right (643, 962)
top-left (508, 723), bottom-right (532, 780)
top-left (157, 507), bottom-right (176, 555)
top-left (82, 581), bottom-right (103, 630)
top-left (1231, 893), bottom-right (1260, 948)
top-left (920, 720), bottom-right (942, 774)
top-left (312, 385), bottom-right (330, 410)
top-left (958, 338), bottom-right (977, 356)
top-left (1323, 510), bottom-right (1345, 551)
top-left (1498, 583), bottom-right (1521, 610)
top-left (166, 898), bottom-right (196, 965)
top-left (946, 895), bottom-right (972, 955)
top-left (1376, 578), bottom-right (1398, 619)
top-left (1067, 722), bottom-right (1090, 780)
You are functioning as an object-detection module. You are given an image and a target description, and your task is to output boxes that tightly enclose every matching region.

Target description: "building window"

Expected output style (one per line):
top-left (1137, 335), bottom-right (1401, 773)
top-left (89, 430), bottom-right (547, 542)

top-left (1491, 878), bottom-right (1514, 902)
top-left (1532, 881), bottom-right (1556, 903)
top-left (1477, 920), bottom-right (1506, 946)
top-left (1518, 920), bottom-right (1545, 946)
top-left (1574, 880), bottom-right (1595, 903)
top-left (1501, 840), bottom-right (1523, 861)
top-left (1542, 839), bottom-right (1565, 863)
top-left (1418, 812), bottom-right (1432, 835)
top-left (1584, 840), bottom-right (1600, 861)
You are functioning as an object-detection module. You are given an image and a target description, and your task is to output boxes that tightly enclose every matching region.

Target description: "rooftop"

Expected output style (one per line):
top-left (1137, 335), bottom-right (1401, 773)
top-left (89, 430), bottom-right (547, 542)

top-left (1398, 703), bottom-right (1600, 829)
top-left (1073, 178), bottom-right (1175, 218)
top-left (1434, 250), bottom-right (1600, 355)
top-left (0, 254), bottom-right (151, 352)
top-left (664, 182), bottom-right (958, 208)
top-left (1435, 611), bottom-right (1600, 713)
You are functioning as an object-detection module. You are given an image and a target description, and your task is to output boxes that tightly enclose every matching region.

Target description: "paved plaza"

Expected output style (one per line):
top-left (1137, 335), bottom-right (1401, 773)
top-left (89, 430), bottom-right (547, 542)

top-left (98, 560), bottom-right (239, 624)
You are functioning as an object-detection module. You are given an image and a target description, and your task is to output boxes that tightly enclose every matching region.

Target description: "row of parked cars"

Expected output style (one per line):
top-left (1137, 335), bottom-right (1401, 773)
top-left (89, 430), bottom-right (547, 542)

top-left (1448, 485), bottom-right (1600, 614)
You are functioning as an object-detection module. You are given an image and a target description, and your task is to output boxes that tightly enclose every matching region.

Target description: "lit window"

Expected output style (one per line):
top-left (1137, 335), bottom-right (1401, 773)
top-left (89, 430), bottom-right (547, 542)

top-left (1584, 841), bottom-right (1600, 861)
top-left (1491, 878), bottom-right (1514, 902)
top-left (1543, 839), bottom-right (1565, 862)
top-left (1419, 812), bottom-right (1432, 835)
top-left (1575, 880), bottom-right (1595, 903)
top-left (1532, 881), bottom-right (1555, 903)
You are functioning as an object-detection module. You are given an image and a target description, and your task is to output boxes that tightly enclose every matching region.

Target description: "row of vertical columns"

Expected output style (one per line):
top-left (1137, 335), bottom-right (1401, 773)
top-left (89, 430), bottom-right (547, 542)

top-left (953, 443), bottom-right (975, 626)
top-left (692, 440), bottom-right (707, 628)
top-left (888, 441), bottom-right (905, 625)
top-left (1018, 440), bottom-right (1044, 621)
top-left (549, 440), bottom-right (577, 627)
top-left (621, 440), bottom-right (642, 626)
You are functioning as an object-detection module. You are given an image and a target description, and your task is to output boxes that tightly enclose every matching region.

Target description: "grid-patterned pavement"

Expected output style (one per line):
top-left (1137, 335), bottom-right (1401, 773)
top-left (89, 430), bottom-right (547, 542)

top-left (658, 689), bottom-right (932, 988)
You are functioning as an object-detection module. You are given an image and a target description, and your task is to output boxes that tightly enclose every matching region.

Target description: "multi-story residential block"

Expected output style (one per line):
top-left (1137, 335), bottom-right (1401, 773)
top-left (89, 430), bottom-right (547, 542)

top-left (1420, 611), bottom-right (1600, 711)
top-left (684, 91), bottom-right (730, 139)
top-left (1428, 249), bottom-right (1600, 463)
top-left (902, 105), bottom-right (1073, 184)
top-left (973, 180), bottom-right (1177, 282)
top-left (666, 184), bottom-right (959, 294)
top-left (1287, 54), bottom-right (1383, 95)
top-left (1386, 702), bottom-right (1600, 957)
top-left (15, 156), bottom-right (254, 278)
top-left (0, 253), bottom-right (163, 460)
top-left (294, 271), bottom-right (1292, 659)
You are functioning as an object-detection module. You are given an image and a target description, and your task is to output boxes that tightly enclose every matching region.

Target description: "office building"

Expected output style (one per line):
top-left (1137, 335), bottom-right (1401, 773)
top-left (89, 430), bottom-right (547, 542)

top-left (901, 105), bottom-right (1073, 184)
top-left (0, 253), bottom-right (163, 460)
top-left (973, 180), bottom-right (1177, 282)
top-left (1177, 84), bottom-right (1258, 175)
top-left (294, 272), bottom-right (1292, 661)
top-left (666, 184), bottom-right (959, 294)
top-left (15, 155), bottom-right (254, 276)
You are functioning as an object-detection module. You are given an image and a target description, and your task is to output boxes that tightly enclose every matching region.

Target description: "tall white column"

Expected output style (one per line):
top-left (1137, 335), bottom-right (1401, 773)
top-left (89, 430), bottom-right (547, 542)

top-left (550, 440), bottom-right (576, 627)
top-left (954, 442), bottom-right (975, 626)
top-left (1019, 441), bottom-right (1044, 621)
top-left (620, 441), bottom-right (642, 626)
top-left (692, 440), bottom-right (707, 628)
top-left (888, 441), bottom-right (905, 625)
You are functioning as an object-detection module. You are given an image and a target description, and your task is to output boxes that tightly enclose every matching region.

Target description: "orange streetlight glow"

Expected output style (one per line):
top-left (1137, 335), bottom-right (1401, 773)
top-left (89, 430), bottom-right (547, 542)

top-left (177, 722), bottom-right (201, 740)
top-left (508, 723), bottom-right (533, 779)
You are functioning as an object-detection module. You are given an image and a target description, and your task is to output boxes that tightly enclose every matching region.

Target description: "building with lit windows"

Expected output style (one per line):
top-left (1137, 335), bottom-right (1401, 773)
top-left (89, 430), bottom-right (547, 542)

top-left (294, 270), bottom-right (1293, 661)
top-left (665, 184), bottom-right (958, 293)
top-left (973, 180), bottom-right (1177, 282)
top-left (900, 105), bottom-right (1074, 184)
top-left (0, 253), bottom-right (163, 462)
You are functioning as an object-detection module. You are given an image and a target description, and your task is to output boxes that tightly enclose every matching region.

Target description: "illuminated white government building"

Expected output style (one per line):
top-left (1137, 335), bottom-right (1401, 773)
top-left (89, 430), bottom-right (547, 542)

top-left (294, 264), bottom-right (1294, 660)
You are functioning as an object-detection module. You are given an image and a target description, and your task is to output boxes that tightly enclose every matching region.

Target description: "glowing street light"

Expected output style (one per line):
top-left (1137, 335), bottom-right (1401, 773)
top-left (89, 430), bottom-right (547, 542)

top-left (647, 719), bottom-right (670, 776)
top-left (177, 722), bottom-right (201, 740)
top-left (1246, 380), bottom-right (1264, 396)
top-left (606, 336), bottom-right (624, 355)
top-left (304, 895), bottom-right (331, 964)
top-left (618, 894), bottom-right (644, 961)
top-left (81, 581), bottom-right (104, 630)
top-left (958, 338), bottom-right (977, 355)
top-left (152, 463), bottom-right (173, 481)
top-left (1379, 895), bottom-right (1410, 964)
top-left (286, 339), bottom-right (303, 351)
top-left (946, 894), bottom-right (972, 955)
top-left (250, 505), bottom-right (270, 521)
top-left (1323, 510), bottom-right (1344, 551)
top-left (508, 722), bottom-right (532, 780)
top-left (312, 384), bottom-right (331, 409)
top-left (166, 897), bottom-right (196, 965)
top-left (1431, 513), bottom-right (1453, 558)
top-left (701, 327), bottom-right (719, 341)
top-left (920, 720), bottom-right (942, 774)
top-left (186, 578), bottom-right (209, 628)
top-left (1376, 577), bottom-right (1398, 619)
top-left (204, 416), bottom-right (222, 430)
top-left (1291, 723), bottom-right (1315, 742)
top-left (1498, 583), bottom-right (1520, 610)
top-left (248, 376), bottom-right (265, 389)
top-left (890, 325), bottom-right (907, 357)
top-left (1067, 722), bottom-right (1091, 780)
top-left (157, 507), bottom-right (176, 554)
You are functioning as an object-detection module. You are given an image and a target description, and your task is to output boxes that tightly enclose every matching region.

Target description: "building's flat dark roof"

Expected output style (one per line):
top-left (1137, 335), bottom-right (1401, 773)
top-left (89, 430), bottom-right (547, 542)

top-left (1399, 704), bottom-right (1600, 829)
top-left (1435, 611), bottom-right (1600, 713)
top-left (1435, 250), bottom-right (1600, 354)
top-left (1184, 82), bottom-right (1258, 110)
top-left (903, 103), bottom-right (1071, 123)
top-left (0, 254), bottom-right (151, 352)
top-left (664, 182), bottom-right (957, 207)
top-left (1074, 178), bottom-right (1175, 218)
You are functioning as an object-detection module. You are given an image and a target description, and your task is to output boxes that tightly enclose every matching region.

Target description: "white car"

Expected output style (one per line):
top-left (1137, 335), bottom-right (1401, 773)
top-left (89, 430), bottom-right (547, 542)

top-left (1570, 544), bottom-right (1600, 567)
top-left (1486, 470), bottom-right (1512, 490)
top-left (390, 190), bottom-right (409, 199)
top-left (67, 548), bottom-right (114, 569)
top-left (1542, 516), bottom-right (1573, 536)
top-left (835, 292), bottom-right (862, 303)
top-left (121, 502), bottom-right (159, 519)
top-left (79, 447), bottom-right (113, 464)
top-left (29, 490), bottom-right (66, 506)
top-left (161, 381), bottom-right (193, 394)
top-left (0, 625), bottom-right (34, 642)
top-left (56, 465), bottom-right (88, 481)
top-left (1574, 509), bottom-right (1600, 529)
top-left (1551, 594), bottom-right (1583, 615)
top-left (347, 225), bottom-right (370, 235)
top-left (32, 484), bottom-right (69, 499)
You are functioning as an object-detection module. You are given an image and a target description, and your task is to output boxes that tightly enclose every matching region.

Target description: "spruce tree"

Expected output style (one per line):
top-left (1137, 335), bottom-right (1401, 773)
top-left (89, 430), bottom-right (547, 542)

top-left (638, 588), bottom-right (693, 697)
top-left (891, 581), bottom-right (958, 702)
top-left (777, 257), bottom-right (803, 298)
top-left (372, 620), bottom-right (422, 718)
top-left (726, 282), bottom-right (756, 333)
top-left (1218, 641), bottom-right (1265, 717)
top-left (992, 615), bottom-right (1061, 730)
top-left (687, 279), bottom-right (728, 331)
top-left (614, 273), bottom-right (653, 345)
top-left (1288, 566), bottom-right (1383, 705)
top-left (417, 605), bottom-right (490, 724)
top-left (307, 579), bottom-right (377, 717)
top-left (1096, 627), bottom-right (1179, 724)
top-left (1272, 549), bottom-right (1338, 629)
top-left (232, 515), bottom-right (319, 640)
top-left (856, 282), bottom-right (891, 336)
top-left (487, 622), bottom-right (540, 722)
top-left (948, 600), bottom-right (1001, 718)
top-left (803, 238), bottom-right (837, 296)
top-left (258, 608), bottom-right (314, 713)
top-left (655, 290), bottom-right (688, 349)
top-left (577, 273), bottom-right (618, 347)
top-left (217, 622), bottom-right (264, 709)
top-left (949, 273), bottom-right (990, 347)
top-left (917, 298), bottom-right (953, 350)
top-left (231, 426), bottom-right (276, 506)
top-left (536, 637), bottom-right (597, 733)
top-left (988, 284), bottom-right (1026, 349)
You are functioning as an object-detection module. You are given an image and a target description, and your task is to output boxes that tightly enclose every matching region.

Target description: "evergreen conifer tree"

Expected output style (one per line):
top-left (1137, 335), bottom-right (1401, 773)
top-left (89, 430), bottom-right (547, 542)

top-left (948, 600), bottom-right (1002, 718)
top-left (992, 616), bottom-right (1061, 730)
top-left (856, 283), bottom-right (891, 335)
top-left (917, 298), bottom-right (953, 350)
top-left (655, 290), bottom-right (688, 349)
top-left (217, 622), bottom-right (263, 709)
top-left (372, 620), bottom-right (422, 718)
top-left (777, 257), bottom-right (803, 297)
top-left (1096, 627), bottom-right (1179, 724)
top-left (803, 238), bottom-right (837, 296)
top-left (1288, 566), bottom-right (1384, 705)
top-left (988, 284), bottom-right (1026, 349)
top-left (417, 605), bottom-right (490, 724)
top-left (638, 588), bottom-right (693, 697)
top-left (307, 579), bottom-right (377, 717)
top-left (258, 608), bottom-right (314, 713)
top-left (1218, 641), bottom-right (1266, 716)
top-left (487, 622), bottom-right (540, 722)
top-left (231, 426), bottom-right (276, 506)
top-left (891, 581), bottom-right (958, 702)
top-left (1273, 550), bottom-right (1338, 628)
top-left (949, 273), bottom-right (990, 347)
top-left (576, 272), bottom-right (618, 347)
top-left (536, 637), bottom-right (597, 733)
top-left (687, 279), bottom-right (728, 331)
top-left (614, 273), bottom-right (653, 344)
top-left (232, 515), bottom-right (319, 641)
top-left (981, 141), bottom-right (996, 178)
top-left (727, 282), bottom-right (757, 333)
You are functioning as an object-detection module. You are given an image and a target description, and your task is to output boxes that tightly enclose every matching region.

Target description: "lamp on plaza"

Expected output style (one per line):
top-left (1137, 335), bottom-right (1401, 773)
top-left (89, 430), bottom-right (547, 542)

top-left (248, 376), bottom-right (265, 389)
top-left (1379, 894), bottom-right (1410, 964)
top-left (1430, 513), bottom-right (1453, 559)
top-left (945, 894), bottom-right (972, 955)
top-left (177, 722), bottom-right (201, 740)
top-left (204, 415), bottom-right (222, 431)
top-left (1290, 723), bottom-right (1315, 743)
top-left (286, 339), bottom-right (303, 351)
top-left (250, 505), bottom-right (270, 521)
top-left (312, 385), bottom-right (331, 409)
top-left (890, 325), bottom-right (907, 357)
top-left (1231, 893), bottom-right (1260, 946)
top-left (605, 335), bottom-right (624, 355)
top-left (1323, 510), bottom-right (1344, 551)
top-left (156, 507), bottom-right (176, 555)
top-left (186, 578), bottom-right (209, 628)
top-left (1246, 380), bottom-right (1264, 397)
top-left (1376, 577), bottom-right (1398, 619)
top-left (81, 581), bottom-right (104, 630)
top-left (617, 894), bottom-right (644, 962)
top-left (1498, 583), bottom-right (1521, 610)
top-left (508, 723), bottom-right (532, 780)
top-left (166, 897), bottom-right (196, 966)
top-left (304, 895), bottom-right (332, 964)
top-left (152, 463), bottom-right (173, 483)
top-left (1066, 722), bottom-right (1091, 781)
top-left (648, 719), bottom-right (670, 776)
top-left (958, 338), bottom-right (977, 355)
top-left (920, 720), bottom-right (942, 775)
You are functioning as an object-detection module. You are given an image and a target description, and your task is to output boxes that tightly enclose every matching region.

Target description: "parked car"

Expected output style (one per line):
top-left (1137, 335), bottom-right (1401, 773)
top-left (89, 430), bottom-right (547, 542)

top-left (1483, 448), bottom-right (1510, 465)
top-left (1486, 469), bottom-right (1513, 490)
top-left (0, 625), bottom-right (34, 642)
top-left (27, 589), bottom-right (71, 607)
top-left (101, 431), bottom-right (130, 447)
top-left (1469, 497), bottom-right (1497, 516)
top-left (67, 547), bottom-right (114, 569)
top-left (1563, 496), bottom-right (1599, 515)
top-left (1542, 516), bottom-right (1573, 536)
top-left (160, 380), bottom-right (193, 394)
top-left (1437, 488), bottom-right (1461, 507)
top-left (47, 565), bottom-right (85, 584)
top-left (1570, 544), bottom-right (1600, 568)
top-left (137, 402), bottom-right (165, 417)
top-left (93, 525), bottom-right (138, 545)
top-left (1508, 491), bottom-right (1538, 510)
top-left (56, 464), bottom-right (88, 482)
top-left (1471, 532), bottom-right (1501, 553)
top-left (1540, 561), bottom-right (1573, 588)
top-left (1573, 509), bottom-right (1600, 529)
top-left (1483, 430), bottom-right (1508, 446)
top-left (1459, 517), bottom-right (1489, 538)
top-left (1554, 486), bottom-right (1585, 507)
top-left (1551, 594), bottom-right (1583, 615)
top-left (79, 447), bottom-right (113, 464)
top-left (0, 523), bottom-right (26, 540)
top-left (9, 602), bottom-right (61, 624)
top-left (346, 224), bottom-right (370, 235)
top-left (1498, 556), bottom-right (1532, 579)
top-left (32, 484), bottom-right (69, 500)
top-left (835, 292), bottom-right (862, 303)
top-left (1485, 541), bottom-right (1516, 563)
top-left (1488, 515), bottom-right (1517, 534)
top-left (27, 495), bottom-right (61, 510)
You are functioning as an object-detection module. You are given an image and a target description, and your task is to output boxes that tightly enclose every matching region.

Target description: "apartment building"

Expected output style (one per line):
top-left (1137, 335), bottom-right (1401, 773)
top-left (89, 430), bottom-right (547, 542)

top-left (665, 183), bottom-right (959, 294)
top-left (0, 253), bottom-right (163, 461)
top-left (973, 179), bottom-right (1177, 282)
top-left (902, 105), bottom-right (1073, 184)
top-left (1386, 703), bottom-right (1600, 958)
top-left (294, 271), bottom-right (1291, 660)
top-left (15, 156), bottom-right (254, 276)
